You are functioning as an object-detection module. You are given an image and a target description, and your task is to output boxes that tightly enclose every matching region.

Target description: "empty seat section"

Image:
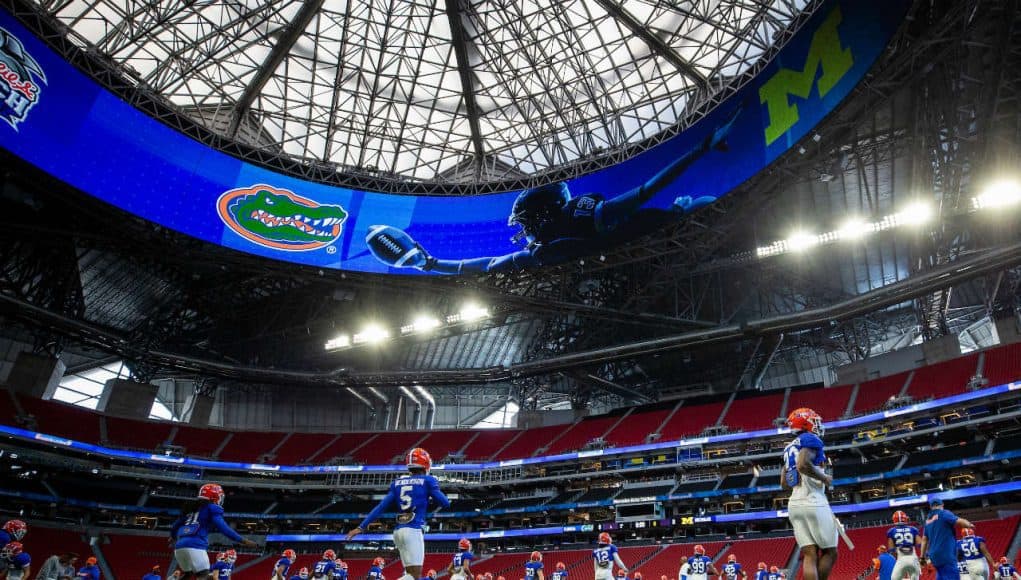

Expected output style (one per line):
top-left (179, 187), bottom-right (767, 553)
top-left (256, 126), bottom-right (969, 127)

top-left (48, 473), bottom-right (145, 504)
top-left (105, 416), bottom-right (172, 451)
top-left (217, 431), bottom-right (286, 462)
top-left (352, 432), bottom-right (425, 464)
top-left (908, 353), bottom-right (979, 399)
top-left (26, 526), bottom-right (93, 565)
top-left (418, 430), bottom-right (475, 460)
top-left (853, 372), bottom-right (909, 414)
top-left (975, 515), bottom-right (1019, 561)
top-left (272, 433), bottom-right (336, 464)
top-left (462, 430), bottom-right (520, 460)
top-left (575, 487), bottom-right (619, 502)
top-left (495, 425), bottom-right (567, 460)
top-left (312, 433), bottom-right (377, 463)
top-left (832, 456), bottom-right (901, 479)
top-left (19, 397), bottom-right (101, 443)
top-left (546, 416), bottom-right (618, 454)
top-left (673, 480), bottom-right (719, 494)
top-left (604, 408), bottom-right (671, 447)
top-left (901, 440), bottom-right (986, 468)
top-left (102, 533), bottom-right (174, 580)
top-left (981, 342), bottom-right (1021, 385)
top-left (719, 473), bottom-right (754, 489)
top-left (719, 537), bottom-right (796, 573)
top-left (614, 484), bottom-right (674, 500)
top-left (657, 401), bottom-right (726, 440)
top-left (722, 392), bottom-right (784, 431)
top-left (170, 425), bottom-right (229, 457)
top-left (787, 384), bottom-right (853, 421)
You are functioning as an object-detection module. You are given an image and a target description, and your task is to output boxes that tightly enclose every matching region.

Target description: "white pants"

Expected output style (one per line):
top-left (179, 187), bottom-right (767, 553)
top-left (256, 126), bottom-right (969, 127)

top-left (451, 574), bottom-right (467, 580)
top-left (393, 527), bottom-right (424, 567)
top-left (892, 554), bottom-right (920, 580)
top-left (788, 503), bottom-right (838, 550)
top-left (594, 568), bottom-right (613, 580)
top-left (965, 560), bottom-right (988, 579)
top-left (175, 548), bottom-right (211, 573)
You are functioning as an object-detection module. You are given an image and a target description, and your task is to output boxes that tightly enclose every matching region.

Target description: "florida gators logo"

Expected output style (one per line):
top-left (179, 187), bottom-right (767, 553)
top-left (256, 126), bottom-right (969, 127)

top-left (217, 184), bottom-right (348, 251)
top-left (0, 26), bottom-right (46, 129)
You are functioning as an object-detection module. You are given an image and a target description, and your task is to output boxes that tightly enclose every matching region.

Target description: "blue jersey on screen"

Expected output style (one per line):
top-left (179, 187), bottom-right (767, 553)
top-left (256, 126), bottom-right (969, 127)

top-left (923, 509), bottom-right (959, 566)
top-left (887, 525), bottom-right (919, 555)
top-left (592, 545), bottom-right (617, 569)
top-left (550, 571), bottom-right (567, 580)
top-left (211, 561), bottom-right (233, 580)
top-left (359, 474), bottom-right (450, 530)
top-left (721, 562), bottom-right (742, 579)
top-left (451, 552), bottom-right (474, 571)
top-left (957, 537), bottom-right (986, 561)
top-left (876, 552), bottom-right (895, 580)
top-left (274, 558), bottom-right (293, 578)
top-left (170, 502), bottom-right (243, 550)
top-left (998, 563), bottom-right (1017, 577)
top-left (782, 432), bottom-right (827, 488)
top-left (313, 560), bottom-right (337, 579)
top-left (368, 565), bottom-right (384, 580)
top-left (525, 561), bottom-right (543, 579)
top-left (686, 556), bottom-right (711, 576)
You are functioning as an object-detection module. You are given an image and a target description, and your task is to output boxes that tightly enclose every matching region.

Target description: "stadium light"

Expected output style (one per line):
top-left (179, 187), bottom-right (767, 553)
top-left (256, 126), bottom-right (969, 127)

top-left (324, 334), bottom-right (351, 351)
top-left (836, 218), bottom-right (873, 240)
top-left (973, 179), bottom-right (1021, 210)
top-left (786, 231), bottom-right (818, 253)
top-left (403, 315), bottom-right (441, 335)
top-left (894, 201), bottom-right (932, 226)
top-left (460, 303), bottom-right (490, 321)
top-left (353, 324), bottom-right (390, 345)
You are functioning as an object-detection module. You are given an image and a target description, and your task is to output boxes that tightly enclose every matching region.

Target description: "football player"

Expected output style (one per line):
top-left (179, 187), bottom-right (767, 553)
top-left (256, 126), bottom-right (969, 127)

top-left (448, 539), bottom-right (474, 580)
top-left (168, 483), bottom-right (256, 580)
top-left (289, 568), bottom-right (310, 580)
top-left (526, 552), bottom-right (544, 580)
top-left (593, 533), bottom-right (628, 580)
top-left (782, 408), bottom-right (836, 580)
top-left (753, 564), bottom-right (768, 580)
top-left (887, 511), bottom-right (921, 580)
top-left (957, 528), bottom-right (994, 579)
top-left (211, 550), bottom-right (236, 580)
top-left (721, 554), bottom-right (747, 580)
top-left (313, 551), bottom-right (338, 580)
top-left (1, 542), bottom-right (30, 580)
top-left (550, 562), bottom-right (567, 580)
top-left (920, 497), bottom-right (977, 580)
top-left (366, 108), bottom-right (741, 275)
top-left (368, 558), bottom-right (386, 580)
top-left (996, 557), bottom-right (1020, 579)
top-left (347, 449), bottom-right (450, 580)
top-left (274, 551), bottom-right (298, 580)
top-left (333, 560), bottom-right (348, 580)
top-left (421, 571), bottom-right (437, 580)
top-left (873, 546), bottom-right (895, 580)
top-left (0, 521), bottom-right (26, 578)
top-left (683, 545), bottom-right (716, 580)
top-left (767, 567), bottom-right (783, 580)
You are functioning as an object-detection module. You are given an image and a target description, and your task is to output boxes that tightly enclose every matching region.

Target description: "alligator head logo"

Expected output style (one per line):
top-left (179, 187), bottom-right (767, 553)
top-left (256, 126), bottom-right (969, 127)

top-left (217, 184), bottom-right (348, 251)
top-left (0, 26), bottom-right (47, 129)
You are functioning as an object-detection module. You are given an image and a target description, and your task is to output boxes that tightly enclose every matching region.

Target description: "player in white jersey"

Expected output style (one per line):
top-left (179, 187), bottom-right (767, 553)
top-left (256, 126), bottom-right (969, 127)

top-left (781, 408), bottom-right (836, 580)
top-left (592, 533), bottom-right (628, 580)
top-left (887, 510), bottom-right (921, 580)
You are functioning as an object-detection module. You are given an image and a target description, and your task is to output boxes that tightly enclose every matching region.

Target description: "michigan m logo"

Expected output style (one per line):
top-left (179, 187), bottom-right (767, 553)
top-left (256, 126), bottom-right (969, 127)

top-left (759, 6), bottom-right (853, 145)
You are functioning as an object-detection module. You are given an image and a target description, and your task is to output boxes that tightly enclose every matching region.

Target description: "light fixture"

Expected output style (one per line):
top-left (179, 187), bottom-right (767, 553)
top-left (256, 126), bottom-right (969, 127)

top-left (353, 324), bottom-right (390, 344)
top-left (459, 303), bottom-right (490, 321)
top-left (894, 201), bottom-right (932, 226)
top-left (405, 315), bottom-right (440, 335)
top-left (324, 334), bottom-right (351, 351)
top-left (786, 231), bottom-right (818, 252)
top-left (836, 218), bottom-right (872, 240)
top-left (973, 179), bottom-right (1021, 209)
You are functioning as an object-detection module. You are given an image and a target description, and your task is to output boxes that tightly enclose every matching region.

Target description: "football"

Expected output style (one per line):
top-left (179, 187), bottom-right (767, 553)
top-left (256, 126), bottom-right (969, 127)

top-left (365, 225), bottom-right (425, 268)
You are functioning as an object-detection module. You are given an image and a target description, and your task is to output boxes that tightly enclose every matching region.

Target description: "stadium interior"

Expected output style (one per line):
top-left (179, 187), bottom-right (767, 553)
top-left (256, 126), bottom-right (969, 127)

top-left (1, 0), bottom-right (1021, 580)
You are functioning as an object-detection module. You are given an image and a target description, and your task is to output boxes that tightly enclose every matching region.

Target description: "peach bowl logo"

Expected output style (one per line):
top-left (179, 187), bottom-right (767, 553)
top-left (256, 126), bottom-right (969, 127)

top-left (0, 27), bottom-right (47, 129)
top-left (217, 184), bottom-right (348, 252)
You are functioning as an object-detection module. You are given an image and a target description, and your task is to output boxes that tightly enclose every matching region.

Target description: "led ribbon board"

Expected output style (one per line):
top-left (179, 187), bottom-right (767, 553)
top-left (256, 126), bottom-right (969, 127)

top-left (0, 0), bottom-right (908, 275)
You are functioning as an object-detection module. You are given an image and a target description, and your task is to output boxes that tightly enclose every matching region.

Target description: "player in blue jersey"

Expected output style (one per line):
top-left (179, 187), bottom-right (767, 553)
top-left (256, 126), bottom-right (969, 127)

top-left (448, 539), bottom-right (474, 580)
top-left (273, 550), bottom-right (298, 580)
top-left (684, 545), bottom-right (717, 580)
top-left (368, 557), bottom-right (386, 580)
top-left (721, 554), bottom-right (747, 580)
top-left (289, 568), bottom-right (309, 580)
top-left (421, 571), bottom-right (437, 580)
top-left (920, 497), bottom-right (976, 580)
top-left (753, 563), bottom-right (768, 580)
top-left (0, 520), bottom-right (27, 577)
top-left (766, 567), bottom-right (783, 580)
top-left (1, 542), bottom-right (30, 580)
top-left (872, 546), bottom-right (895, 580)
top-left (526, 552), bottom-right (544, 580)
top-left (549, 562), bottom-right (567, 580)
top-left (211, 551), bottom-right (236, 580)
top-left (77, 557), bottom-right (101, 580)
top-left (782, 408), bottom-right (836, 580)
top-left (593, 532), bottom-right (628, 580)
top-left (312, 551), bottom-right (338, 580)
top-left (887, 510), bottom-right (921, 580)
top-left (332, 560), bottom-right (348, 580)
top-left (169, 483), bottom-right (256, 580)
top-left (996, 557), bottom-right (1020, 579)
top-left (347, 448), bottom-right (450, 580)
top-left (957, 528), bottom-right (994, 579)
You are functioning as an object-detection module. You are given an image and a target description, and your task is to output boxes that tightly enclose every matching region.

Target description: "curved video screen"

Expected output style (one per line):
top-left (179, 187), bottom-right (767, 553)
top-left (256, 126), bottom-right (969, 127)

top-left (0, 0), bottom-right (907, 275)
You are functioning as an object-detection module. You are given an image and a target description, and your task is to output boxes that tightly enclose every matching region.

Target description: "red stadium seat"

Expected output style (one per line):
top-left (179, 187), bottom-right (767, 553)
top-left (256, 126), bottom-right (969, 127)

top-left (17, 397), bottom-right (101, 443)
top-left (352, 431), bottom-right (428, 464)
top-left (979, 342), bottom-right (1021, 385)
top-left (907, 353), bottom-right (979, 400)
top-left (603, 408), bottom-right (672, 447)
top-left (417, 430), bottom-right (476, 460)
top-left (105, 415), bottom-right (173, 451)
top-left (657, 401), bottom-right (727, 441)
top-left (217, 431), bottom-right (287, 462)
top-left (495, 425), bottom-right (568, 460)
top-left (546, 416), bottom-right (619, 454)
top-left (786, 384), bottom-right (853, 422)
top-left (462, 430), bottom-right (521, 460)
top-left (170, 424), bottom-right (230, 457)
top-left (853, 372), bottom-right (909, 415)
top-left (312, 432), bottom-right (379, 463)
top-left (721, 392), bottom-right (785, 432)
top-left (272, 433), bottom-right (338, 464)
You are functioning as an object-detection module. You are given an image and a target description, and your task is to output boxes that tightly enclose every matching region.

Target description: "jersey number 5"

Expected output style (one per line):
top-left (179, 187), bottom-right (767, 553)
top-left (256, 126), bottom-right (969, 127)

top-left (399, 485), bottom-right (414, 511)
